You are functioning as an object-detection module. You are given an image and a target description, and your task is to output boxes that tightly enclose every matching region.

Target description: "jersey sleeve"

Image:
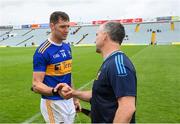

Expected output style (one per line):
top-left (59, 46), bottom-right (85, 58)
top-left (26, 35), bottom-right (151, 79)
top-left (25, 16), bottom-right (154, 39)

top-left (108, 55), bottom-right (136, 98)
top-left (33, 50), bottom-right (48, 72)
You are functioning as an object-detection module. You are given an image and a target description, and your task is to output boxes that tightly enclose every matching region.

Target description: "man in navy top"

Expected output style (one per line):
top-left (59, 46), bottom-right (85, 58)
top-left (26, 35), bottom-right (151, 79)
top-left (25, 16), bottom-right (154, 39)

top-left (56, 21), bottom-right (137, 123)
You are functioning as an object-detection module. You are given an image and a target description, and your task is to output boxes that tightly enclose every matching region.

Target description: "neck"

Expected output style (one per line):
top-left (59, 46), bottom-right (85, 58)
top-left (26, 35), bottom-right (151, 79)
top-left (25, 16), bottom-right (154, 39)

top-left (101, 42), bottom-right (120, 59)
top-left (50, 33), bottom-right (62, 44)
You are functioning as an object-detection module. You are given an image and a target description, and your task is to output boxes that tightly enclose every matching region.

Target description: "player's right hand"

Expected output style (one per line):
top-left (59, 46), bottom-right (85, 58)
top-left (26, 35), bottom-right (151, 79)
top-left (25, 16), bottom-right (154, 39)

top-left (54, 83), bottom-right (73, 99)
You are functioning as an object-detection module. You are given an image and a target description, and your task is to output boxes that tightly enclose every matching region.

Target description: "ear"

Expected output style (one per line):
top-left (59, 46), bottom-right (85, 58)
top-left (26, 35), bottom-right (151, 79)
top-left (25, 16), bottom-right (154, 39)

top-left (103, 32), bottom-right (108, 41)
top-left (50, 23), bottom-right (55, 30)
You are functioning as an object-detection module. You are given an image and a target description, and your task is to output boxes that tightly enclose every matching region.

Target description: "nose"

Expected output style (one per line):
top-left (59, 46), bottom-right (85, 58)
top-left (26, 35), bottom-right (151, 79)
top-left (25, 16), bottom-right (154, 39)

top-left (65, 27), bottom-right (69, 33)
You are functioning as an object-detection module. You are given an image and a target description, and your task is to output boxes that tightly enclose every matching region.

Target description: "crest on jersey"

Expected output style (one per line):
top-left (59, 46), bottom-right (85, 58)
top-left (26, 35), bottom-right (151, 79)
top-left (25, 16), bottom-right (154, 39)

top-left (96, 71), bottom-right (101, 80)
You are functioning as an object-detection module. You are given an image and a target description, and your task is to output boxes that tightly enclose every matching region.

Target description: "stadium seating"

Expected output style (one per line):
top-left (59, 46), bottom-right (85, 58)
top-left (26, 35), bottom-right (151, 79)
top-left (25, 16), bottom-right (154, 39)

top-left (0, 21), bottom-right (179, 47)
top-left (0, 28), bottom-right (50, 46)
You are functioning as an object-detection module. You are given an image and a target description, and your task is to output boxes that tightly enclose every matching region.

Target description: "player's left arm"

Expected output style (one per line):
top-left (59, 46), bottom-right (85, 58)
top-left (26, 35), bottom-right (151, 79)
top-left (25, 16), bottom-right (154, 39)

top-left (113, 96), bottom-right (136, 123)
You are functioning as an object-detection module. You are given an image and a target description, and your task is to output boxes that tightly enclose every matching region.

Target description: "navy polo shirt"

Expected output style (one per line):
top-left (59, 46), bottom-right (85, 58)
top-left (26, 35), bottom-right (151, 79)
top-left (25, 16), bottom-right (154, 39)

top-left (91, 51), bottom-right (137, 123)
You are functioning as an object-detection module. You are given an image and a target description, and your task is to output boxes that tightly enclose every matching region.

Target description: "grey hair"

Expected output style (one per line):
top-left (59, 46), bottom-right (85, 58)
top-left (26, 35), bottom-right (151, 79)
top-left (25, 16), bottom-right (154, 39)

top-left (103, 21), bottom-right (125, 44)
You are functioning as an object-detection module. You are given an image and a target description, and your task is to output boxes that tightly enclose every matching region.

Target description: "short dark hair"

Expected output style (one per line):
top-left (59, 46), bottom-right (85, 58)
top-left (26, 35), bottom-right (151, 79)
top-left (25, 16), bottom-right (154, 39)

top-left (103, 21), bottom-right (125, 44)
top-left (50, 11), bottom-right (70, 24)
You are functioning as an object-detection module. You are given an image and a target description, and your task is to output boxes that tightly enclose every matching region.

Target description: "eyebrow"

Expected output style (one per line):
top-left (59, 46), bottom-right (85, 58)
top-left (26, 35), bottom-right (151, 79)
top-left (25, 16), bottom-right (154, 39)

top-left (59, 24), bottom-right (70, 27)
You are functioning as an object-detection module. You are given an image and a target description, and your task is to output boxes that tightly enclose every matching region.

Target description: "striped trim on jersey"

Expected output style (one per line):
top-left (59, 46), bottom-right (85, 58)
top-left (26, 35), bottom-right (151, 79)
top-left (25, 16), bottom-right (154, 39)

top-left (115, 54), bottom-right (127, 75)
top-left (38, 40), bottom-right (51, 53)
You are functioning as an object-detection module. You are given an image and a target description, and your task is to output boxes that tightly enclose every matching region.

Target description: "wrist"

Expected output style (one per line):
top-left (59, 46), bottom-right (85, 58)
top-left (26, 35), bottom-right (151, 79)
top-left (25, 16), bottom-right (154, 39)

top-left (52, 88), bottom-right (59, 96)
top-left (72, 89), bottom-right (76, 98)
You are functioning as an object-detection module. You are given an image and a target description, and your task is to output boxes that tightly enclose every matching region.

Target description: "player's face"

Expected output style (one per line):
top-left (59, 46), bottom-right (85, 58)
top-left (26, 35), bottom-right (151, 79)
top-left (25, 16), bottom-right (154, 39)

top-left (95, 25), bottom-right (106, 53)
top-left (51, 19), bottom-right (70, 41)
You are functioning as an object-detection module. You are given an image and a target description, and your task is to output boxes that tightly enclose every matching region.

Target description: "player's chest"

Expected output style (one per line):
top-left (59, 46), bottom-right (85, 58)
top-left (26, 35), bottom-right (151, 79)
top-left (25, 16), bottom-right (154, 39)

top-left (48, 49), bottom-right (72, 64)
top-left (45, 49), bottom-right (72, 76)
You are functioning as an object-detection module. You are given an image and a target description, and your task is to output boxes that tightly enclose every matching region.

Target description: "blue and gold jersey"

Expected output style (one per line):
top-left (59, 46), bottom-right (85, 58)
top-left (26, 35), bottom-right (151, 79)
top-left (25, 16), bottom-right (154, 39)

top-left (33, 39), bottom-right (72, 100)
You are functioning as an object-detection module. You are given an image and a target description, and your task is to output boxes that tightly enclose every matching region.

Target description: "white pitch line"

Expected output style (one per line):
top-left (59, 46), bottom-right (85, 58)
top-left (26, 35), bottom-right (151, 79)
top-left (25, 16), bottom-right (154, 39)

top-left (77, 79), bottom-right (94, 90)
top-left (21, 112), bottom-right (41, 124)
top-left (21, 79), bottom-right (94, 124)
top-left (130, 45), bottom-right (149, 59)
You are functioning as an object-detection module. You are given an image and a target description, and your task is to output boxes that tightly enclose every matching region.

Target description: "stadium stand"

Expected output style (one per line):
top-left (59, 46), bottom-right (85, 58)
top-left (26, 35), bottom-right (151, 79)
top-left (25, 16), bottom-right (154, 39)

top-left (0, 28), bottom-right (50, 46)
top-left (67, 25), bottom-right (98, 45)
top-left (0, 21), bottom-right (179, 47)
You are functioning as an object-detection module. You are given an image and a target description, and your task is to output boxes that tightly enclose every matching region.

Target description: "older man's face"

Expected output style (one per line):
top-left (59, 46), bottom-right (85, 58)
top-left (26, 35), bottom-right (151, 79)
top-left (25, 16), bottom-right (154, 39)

top-left (95, 25), bottom-right (106, 53)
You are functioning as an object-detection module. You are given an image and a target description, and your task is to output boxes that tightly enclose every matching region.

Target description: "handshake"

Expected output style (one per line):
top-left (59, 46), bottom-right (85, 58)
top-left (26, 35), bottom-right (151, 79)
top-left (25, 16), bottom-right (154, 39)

top-left (54, 83), bottom-right (74, 99)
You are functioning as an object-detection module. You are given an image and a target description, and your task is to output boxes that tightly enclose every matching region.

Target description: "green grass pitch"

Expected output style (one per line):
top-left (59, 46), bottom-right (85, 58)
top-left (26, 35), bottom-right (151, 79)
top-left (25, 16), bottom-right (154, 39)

top-left (0, 45), bottom-right (180, 123)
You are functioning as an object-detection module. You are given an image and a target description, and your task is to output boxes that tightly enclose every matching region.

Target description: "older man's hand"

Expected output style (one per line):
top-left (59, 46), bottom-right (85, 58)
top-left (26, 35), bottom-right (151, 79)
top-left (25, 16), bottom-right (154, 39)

top-left (54, 83), bottom-right (73, 99)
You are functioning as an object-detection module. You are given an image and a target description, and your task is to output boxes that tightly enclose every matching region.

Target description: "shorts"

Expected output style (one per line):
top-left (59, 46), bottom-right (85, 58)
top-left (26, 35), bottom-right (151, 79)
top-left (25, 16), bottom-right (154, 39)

top-left (40, 98), bottom-right (76, 124)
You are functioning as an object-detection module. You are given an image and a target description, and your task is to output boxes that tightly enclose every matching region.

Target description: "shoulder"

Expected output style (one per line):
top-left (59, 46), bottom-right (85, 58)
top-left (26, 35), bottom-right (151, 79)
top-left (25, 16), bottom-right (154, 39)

top-left (37, 40), bottom-right (52, 54)
top-left (62, 42), bottom-right (71, 50)
top-left (34, 40), bottom-right (51, 59)
top-left (106, 52), bottom-right (129, 76)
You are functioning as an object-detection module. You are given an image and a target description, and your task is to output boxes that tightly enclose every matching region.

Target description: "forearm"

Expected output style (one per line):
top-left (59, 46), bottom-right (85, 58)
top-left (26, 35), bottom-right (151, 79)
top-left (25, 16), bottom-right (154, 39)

top-left (32, 81), bottom-right (53, 96)
top-left (113, 106), bottom-right (135, 123)
top-left (72, 90), bottom-right (92, 102)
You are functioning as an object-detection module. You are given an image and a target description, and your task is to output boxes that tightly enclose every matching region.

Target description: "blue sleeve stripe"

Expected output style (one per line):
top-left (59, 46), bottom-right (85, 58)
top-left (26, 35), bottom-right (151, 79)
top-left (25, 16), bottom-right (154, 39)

top-left (117, 55), bottom-right (125, 74)
top-left (115, 55), bottom-right (127, 74)
top-left (115, 55), bottom-right (123, 74)
top-left (120, 54), bottom-right (127, 74)
top-left (115, 56), bottom-right (120, 74)
top-left (115, 55), bottom-right (127, 75)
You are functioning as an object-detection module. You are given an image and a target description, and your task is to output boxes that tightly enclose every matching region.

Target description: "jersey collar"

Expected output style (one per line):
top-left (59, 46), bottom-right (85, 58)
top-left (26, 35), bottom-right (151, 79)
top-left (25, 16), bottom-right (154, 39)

top-left (103, 50), bottom-right (123, 62)
top-left (48, 38), bottom-right (62, 46)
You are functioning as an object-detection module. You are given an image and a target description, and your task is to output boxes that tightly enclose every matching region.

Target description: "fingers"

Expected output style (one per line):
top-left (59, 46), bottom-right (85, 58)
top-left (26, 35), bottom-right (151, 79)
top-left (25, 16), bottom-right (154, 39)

top-left (74, 99), bottom-right (81, 112)
top-left (54, 83), bottom-right (67, 91)
top-left (75, 102), bottom-right (81, 112)
top-left (55, 83), bottom-right (73, 99)
top-left (60, 87), bottom-right (73, 99)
